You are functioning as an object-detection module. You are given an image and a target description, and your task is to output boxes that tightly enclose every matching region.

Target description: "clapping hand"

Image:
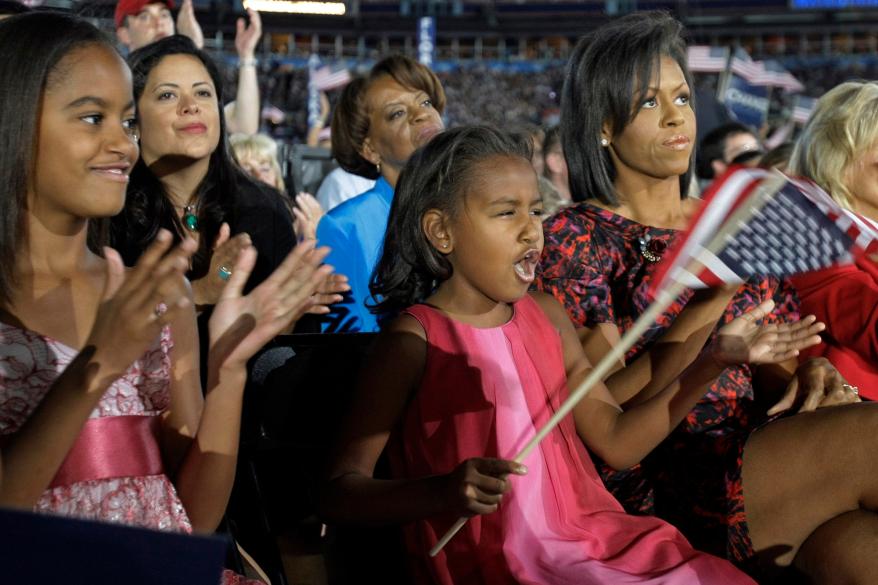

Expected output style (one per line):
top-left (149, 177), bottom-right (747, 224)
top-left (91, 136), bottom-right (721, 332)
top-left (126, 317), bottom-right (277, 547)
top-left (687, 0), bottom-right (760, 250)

top-left (292, 192), bottom-right (325, 242)
top-left (710, 299), bottom-right (824, 368)
top-left (191, 223), bottom-right (251, 307)
top-left (207, 240), bottom-right (338, 371)
top-left (88, 230), bottom-right (196, 384)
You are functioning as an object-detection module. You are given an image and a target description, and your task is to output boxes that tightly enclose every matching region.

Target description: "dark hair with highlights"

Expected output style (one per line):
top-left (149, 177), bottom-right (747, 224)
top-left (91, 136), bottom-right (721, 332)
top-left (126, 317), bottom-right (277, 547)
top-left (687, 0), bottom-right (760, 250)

top-left (111, 35), bottom-right (267, 278)
top-left (0, 12), bottom-right (116, 306)
top-left (562, 11), bottom-right (694, 204)
top-left (331, 55), bottom-right (446, 180)
top-left (370, 126), bottom-right (531, 318)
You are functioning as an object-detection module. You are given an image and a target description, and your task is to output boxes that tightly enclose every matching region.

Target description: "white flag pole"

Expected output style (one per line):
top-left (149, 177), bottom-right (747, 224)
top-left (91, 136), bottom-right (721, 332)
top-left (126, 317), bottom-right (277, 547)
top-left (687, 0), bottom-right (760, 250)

top-left (428, 173), bottom-right (788, 558)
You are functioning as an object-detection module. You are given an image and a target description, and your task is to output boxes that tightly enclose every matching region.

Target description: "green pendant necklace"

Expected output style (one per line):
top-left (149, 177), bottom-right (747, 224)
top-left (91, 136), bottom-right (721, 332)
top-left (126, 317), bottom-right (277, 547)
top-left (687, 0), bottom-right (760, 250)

top-left (182, 204), bottom-right (198, 232)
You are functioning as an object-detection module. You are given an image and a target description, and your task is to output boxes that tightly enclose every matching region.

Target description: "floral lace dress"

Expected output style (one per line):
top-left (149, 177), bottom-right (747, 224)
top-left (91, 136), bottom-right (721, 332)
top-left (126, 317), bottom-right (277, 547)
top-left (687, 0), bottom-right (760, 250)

top-left (0, 322), bottom-right (260, 585)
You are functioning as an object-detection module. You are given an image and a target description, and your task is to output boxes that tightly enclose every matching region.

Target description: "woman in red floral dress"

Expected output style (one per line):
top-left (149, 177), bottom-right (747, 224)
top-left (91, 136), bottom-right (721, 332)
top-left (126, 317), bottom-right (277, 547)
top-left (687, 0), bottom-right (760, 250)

top-left (537, 11), bottom-right (878, 583)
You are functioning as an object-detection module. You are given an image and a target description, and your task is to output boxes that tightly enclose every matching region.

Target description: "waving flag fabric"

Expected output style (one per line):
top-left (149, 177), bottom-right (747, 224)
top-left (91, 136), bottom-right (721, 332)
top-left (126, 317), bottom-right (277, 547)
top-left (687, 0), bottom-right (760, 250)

top-left (649, 168), bottom-right (878, 296)
top-left (688, 45), bottom-right (729, 73)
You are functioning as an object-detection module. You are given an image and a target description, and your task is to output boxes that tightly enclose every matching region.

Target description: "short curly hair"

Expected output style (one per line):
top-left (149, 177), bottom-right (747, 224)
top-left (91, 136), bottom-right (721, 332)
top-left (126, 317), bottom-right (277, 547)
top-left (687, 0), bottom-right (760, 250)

top-left (330, 55), bottom-right (446, 180)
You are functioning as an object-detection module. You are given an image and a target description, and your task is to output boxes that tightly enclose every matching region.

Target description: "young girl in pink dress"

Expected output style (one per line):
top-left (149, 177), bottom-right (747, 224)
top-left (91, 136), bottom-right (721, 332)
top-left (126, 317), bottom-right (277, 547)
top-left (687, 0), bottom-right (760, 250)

top-left (321, 126), bottom-right (824, 584)
top-left (0, 12), bottom-right (344, 583)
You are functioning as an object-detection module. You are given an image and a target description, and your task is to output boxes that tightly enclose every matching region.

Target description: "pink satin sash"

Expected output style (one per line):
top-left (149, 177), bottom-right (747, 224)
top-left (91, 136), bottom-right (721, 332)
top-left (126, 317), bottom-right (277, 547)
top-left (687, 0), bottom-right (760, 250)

top-left (50, 415), bottom-right (165, 488)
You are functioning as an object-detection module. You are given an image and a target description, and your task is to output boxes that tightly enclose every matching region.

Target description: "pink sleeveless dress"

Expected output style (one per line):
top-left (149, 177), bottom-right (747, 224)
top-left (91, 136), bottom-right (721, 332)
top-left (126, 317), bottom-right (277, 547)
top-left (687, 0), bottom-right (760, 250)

top-left (0, 322), bottom-right (260, 585)
top-left (392, 295), bottom-right (754, 584)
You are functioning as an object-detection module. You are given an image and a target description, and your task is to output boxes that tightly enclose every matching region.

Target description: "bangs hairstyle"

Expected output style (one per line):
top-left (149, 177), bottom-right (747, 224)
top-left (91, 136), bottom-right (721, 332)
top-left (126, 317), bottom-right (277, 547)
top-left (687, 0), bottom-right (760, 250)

top-left (561, 11), bottom-right (694, 204)
top-left (115, 35), bottom-right (259, 278)
top-left (331, 55), bottom-right (446, 180)
top-left (370, 126), bottom-right (532, 319)
top-left (789, 81), bottom-right (878, 212)
top-left (229, 132), bottom-right (286, 192)
top-left (0, 12), bottom-right (114, 306)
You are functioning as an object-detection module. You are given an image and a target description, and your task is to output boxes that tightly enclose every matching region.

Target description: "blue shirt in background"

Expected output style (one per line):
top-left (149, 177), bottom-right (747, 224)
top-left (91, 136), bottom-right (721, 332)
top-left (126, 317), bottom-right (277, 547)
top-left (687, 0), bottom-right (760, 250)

top-left (316, 176), bottom-right (394, 332)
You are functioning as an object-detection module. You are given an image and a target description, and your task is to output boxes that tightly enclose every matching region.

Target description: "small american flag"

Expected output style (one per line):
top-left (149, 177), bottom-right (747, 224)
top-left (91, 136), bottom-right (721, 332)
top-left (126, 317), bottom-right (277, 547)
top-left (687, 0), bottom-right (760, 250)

top-left (310, 65), bottom-right (352, 91)
top-left (650, 168), bottom-right (878, 296)
top-left (752, 59), bottom-right (805, 93)
top-left (687, 45), bottom-right (729, 73)
top-left (729, 47), bottom-right (764, 83)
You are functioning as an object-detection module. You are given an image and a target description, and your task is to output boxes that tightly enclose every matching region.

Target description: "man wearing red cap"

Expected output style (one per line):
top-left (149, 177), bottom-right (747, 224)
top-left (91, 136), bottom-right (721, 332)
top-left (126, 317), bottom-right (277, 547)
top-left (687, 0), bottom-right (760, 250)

top-left (115, 0), bottom-right (262, 134)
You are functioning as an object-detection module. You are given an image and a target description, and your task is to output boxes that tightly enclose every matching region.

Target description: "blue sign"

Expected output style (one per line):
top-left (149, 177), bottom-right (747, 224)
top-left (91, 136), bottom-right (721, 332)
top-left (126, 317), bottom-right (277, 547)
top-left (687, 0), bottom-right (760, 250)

top-left (723, 73), bottom-right (770, 130)
top-left (791, 0), bottom-right (878, 7)
top-left (417, 17), bottom-right (435, 67)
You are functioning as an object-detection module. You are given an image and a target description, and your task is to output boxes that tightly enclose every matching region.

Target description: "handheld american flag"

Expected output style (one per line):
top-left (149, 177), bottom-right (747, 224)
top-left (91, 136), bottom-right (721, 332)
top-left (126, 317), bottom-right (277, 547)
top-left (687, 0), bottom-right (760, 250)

top-left (650, 167), bottom-right (878, 298)
top-left (429, 167), bottom-right (878, 558)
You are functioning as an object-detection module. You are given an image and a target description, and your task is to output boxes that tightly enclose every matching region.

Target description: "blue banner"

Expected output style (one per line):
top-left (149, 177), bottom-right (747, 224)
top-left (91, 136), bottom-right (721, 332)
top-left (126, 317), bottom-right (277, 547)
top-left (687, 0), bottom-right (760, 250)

top-left (723, 73), bottom-right (770, 130)
top-left (417, 17), bottom-right (436, 67)
top-left (307, 53), bottom-right (321, 128)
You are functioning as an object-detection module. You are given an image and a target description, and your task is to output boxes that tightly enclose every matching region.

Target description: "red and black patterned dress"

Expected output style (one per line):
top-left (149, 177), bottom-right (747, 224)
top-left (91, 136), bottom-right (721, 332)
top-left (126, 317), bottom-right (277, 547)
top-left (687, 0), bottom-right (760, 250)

top-left (534, 202), bottom-right (799, 565)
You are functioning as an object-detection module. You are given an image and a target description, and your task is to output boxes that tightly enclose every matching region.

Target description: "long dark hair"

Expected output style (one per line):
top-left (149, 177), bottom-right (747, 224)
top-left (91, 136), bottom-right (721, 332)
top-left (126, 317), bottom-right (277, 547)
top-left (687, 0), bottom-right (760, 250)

top-left (112, 35), bottom-right (260, 278)
top-left (370, 126), bottom-right (531, 318)
top-left (562, 11), bottom-right (694, 205)
top-left (0, 12), bottom-right (115, 306)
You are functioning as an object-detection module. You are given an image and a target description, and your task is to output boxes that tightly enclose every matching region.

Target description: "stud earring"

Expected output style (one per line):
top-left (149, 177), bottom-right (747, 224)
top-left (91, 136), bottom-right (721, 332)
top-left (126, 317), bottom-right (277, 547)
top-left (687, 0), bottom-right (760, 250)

top-left (441, 242), bottom-right (448, 249)
top-left (600, 138), bottom-right (609, 147)
top-left (376, 161), bottom-right (381, 173)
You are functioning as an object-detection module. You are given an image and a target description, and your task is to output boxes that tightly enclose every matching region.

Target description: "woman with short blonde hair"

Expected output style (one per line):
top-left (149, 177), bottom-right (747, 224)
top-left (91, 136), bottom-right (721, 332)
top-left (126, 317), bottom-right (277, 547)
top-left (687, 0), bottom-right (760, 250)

top-left (791, 81), bottom-right (878, 407)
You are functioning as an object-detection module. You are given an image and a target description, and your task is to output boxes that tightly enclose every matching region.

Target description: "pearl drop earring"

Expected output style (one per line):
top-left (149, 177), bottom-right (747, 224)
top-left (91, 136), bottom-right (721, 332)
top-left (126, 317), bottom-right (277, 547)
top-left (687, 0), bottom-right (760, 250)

top-left (600, 138), bottom-right (609, 147)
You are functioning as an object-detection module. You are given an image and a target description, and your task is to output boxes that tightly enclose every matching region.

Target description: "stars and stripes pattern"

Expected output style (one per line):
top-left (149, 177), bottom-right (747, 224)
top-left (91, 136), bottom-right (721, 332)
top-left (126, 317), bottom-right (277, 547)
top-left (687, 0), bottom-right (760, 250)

top-left (649, 168), bottom-right (878, 296)
top-left (753, 59), bottom-right (805, 93)
top-left (310, 65), bottom-right (352, 91)
top-left (687, 45), bottom-right (729, 73)
top-left (728, 48), bottom-right (804, 93)
top-left (729, 47), bottom-right (764, 82)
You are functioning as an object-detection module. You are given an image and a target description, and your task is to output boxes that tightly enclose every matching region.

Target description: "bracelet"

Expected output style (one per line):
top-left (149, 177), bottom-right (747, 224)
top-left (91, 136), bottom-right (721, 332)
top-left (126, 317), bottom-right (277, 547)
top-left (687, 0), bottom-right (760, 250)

top-left (239, 57), bottom-right (258, 68)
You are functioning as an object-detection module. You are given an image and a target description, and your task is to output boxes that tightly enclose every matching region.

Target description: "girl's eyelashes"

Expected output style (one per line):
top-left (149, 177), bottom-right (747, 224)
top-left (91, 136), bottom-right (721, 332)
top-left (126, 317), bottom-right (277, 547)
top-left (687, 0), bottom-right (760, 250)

top-left (196, 89), bottom-right (213, 98)
top-left (79, 112), bottom-right (139, 137)
top-left (642, 96), bottom-right (657, 109)
top-left (81, 113), bottom-right (103, 125)
top-left (157, 91), bottom-right (175, 101)
top-left (388, 110), bottom-right (405, 121)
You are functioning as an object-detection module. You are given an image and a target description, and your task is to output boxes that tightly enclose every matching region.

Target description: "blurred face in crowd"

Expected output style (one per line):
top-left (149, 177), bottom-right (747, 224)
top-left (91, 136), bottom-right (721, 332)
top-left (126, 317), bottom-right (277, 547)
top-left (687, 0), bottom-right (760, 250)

top-left (606, 55), bottom-right (694, 185)
top-left (845, 143), bottom-right (878, 220)
top-left (136, 53), bottom-right (221, 167)
top-left (117, 3), bottom-right (175, 51)
top-left (239, 155), bottom-right (279, 190)
top-left (359, 74), bottom-right (444, 187)
top-left (31, 44), bottom-right (139, 225)
top-left (723, 131), bottom-right (761, 164)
